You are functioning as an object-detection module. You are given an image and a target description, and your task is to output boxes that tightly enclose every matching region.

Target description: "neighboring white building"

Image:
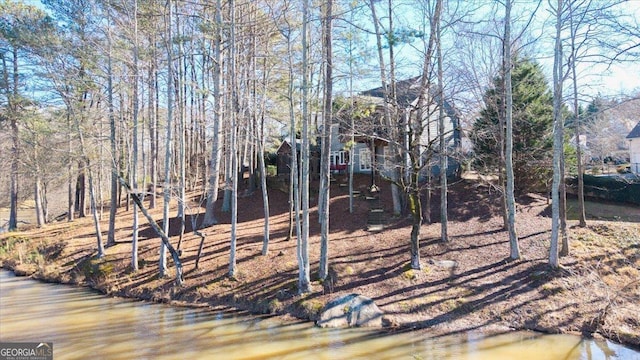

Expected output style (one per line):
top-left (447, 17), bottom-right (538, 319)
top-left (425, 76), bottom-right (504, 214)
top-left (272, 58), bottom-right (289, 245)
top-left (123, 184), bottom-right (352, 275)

top-left (627, 121), bottom-right (640, 174)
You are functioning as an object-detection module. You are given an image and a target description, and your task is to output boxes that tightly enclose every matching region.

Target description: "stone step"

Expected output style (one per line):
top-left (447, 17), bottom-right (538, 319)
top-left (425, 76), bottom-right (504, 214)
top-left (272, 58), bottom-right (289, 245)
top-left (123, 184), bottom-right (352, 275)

top-left (367, 223), bottom-right (384, 232)
top-left (367, 209), bottom-right (386, 225)
top-left (364, 189), bottom-right (384, 231)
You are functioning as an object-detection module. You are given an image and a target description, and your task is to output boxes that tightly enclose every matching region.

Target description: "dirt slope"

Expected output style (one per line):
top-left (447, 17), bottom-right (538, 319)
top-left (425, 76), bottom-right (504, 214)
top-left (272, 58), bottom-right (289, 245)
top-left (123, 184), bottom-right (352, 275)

top-left (1, 174), bottom-right (638, 349)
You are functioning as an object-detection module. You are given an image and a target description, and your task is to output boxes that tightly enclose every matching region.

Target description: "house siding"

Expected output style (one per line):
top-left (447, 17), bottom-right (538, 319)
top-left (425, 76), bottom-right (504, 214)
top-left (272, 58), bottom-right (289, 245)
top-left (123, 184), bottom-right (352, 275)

top-left (630, 138), bottom-right (640, 174)
top-left (329, 124), bottom-right (374, 174)
top-left (330, 77), bottom-right (462, 178)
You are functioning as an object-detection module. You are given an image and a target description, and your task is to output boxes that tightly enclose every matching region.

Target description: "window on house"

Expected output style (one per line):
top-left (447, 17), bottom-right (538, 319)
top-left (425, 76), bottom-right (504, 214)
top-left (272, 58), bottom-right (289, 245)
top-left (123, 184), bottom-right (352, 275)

top-left (331, 151), bottom-right (346, 166)
top-left (359, 148), bottom-right (372, 171)
top-left (331, 151), bottom-right (348, 171)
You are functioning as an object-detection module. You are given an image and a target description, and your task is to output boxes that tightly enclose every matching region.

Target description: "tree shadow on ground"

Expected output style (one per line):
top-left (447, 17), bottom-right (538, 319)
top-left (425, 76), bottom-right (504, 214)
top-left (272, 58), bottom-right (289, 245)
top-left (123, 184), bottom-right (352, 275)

top-left (430, 180), bottom-right (503, 223)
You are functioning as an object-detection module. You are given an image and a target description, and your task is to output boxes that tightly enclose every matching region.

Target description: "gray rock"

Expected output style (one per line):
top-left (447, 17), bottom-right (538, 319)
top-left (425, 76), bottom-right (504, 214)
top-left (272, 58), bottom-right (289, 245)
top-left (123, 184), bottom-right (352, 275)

top-left (316, 293), bottom-right (384, 328)
top-left (429, 259), bottom-right (458, 269)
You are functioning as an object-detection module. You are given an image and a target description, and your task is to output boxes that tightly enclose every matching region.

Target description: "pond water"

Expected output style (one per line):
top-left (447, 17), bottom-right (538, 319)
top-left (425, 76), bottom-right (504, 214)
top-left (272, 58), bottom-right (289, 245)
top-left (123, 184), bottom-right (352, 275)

top-left (0, 270), bottom-right (638, 359)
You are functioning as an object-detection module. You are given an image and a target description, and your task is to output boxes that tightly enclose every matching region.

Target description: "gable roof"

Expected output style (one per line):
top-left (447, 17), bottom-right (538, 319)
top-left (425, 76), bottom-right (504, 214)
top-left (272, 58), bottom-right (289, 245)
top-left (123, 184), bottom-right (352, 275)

top-left (627, 121), bottom-right (640, 139)
top-left (276, 139), bottom-right (320, 153)
top-left (361, 76), bottom-right (423, 106)
top-left (334, 77), bottom-right (462, 148)
top-left (360, 76), bottom-right (459, 122)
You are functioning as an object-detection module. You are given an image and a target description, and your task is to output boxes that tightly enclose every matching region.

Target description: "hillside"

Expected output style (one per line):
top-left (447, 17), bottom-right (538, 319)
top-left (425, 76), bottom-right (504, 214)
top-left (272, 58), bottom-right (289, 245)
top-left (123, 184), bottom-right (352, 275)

top-left (1, 174), bottom-right (639, 349)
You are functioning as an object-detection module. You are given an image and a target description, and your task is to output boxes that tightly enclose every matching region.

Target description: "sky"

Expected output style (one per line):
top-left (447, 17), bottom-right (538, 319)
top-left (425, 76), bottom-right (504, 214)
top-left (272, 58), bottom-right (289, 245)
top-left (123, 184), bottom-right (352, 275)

top-left (337, 0), bottom-right (640, 102)
top-left (20, 0), bottom-right (640, 104)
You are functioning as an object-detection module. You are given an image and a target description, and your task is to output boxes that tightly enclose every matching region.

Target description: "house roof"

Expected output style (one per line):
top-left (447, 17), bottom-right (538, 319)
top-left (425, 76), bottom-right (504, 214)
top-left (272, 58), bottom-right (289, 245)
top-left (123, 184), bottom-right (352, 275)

top-left (361, 76), bottom-right (423, 106)
top-left (627, 121), bottom-right (640, 139)
top-left (277, 139), bottom-right (320, 153)
top-left (359, 76), bottom-right (459, 122)
top-left (335, 76), bottom-right (462, 146)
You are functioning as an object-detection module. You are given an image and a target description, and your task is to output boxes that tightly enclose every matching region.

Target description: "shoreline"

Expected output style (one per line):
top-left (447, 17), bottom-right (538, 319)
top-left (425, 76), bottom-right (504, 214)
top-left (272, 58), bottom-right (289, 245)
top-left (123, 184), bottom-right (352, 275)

top-left (1, 179), bottom-right (638, 350)
top-left (0, 259), bottom-right (623, 348)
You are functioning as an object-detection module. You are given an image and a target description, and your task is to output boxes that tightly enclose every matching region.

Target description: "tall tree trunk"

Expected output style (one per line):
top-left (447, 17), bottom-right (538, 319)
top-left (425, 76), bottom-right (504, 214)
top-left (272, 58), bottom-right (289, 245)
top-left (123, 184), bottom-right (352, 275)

top-left (118, 94), bottom-right (127, 211)
top-left (160, 0), bottom-right (174, 277)
top-left (131, 0), bottom-right (141, 272)
top-left (259, 113), bottom-right (270, 255)
top-left (499, 40), bottom-right (508, 230)
top-left (286, 35), bottom-right (296, 242)
top-left (98, 109), bottom-right (105, 222)
top-left (188, 53), bottom-right (197, 189)
top-left (368, 0), bottom-right (401, 215)
top-left (412, 0), bottom-right (442, 265)
top-left (228, 0), bottom-right (238, 278)
top-left (9, 116), bottom-right (19, 231)
top-left (385, 0), bottom-right (402, 216)
top-left (175, 0), bottom-right (187, 250)
top-left (202, 0), bottom-right (224, 227)
top-left (319, 0), bottom-right (333, 281)
top-left (3, 50), bottom-right (19, 231)
top-left (550, 0), bottom-right (564, 268)
top-left (41, 182), bottom-right (48, 223)
top-left (409, 191), bottom-right (422, 269)
top-left (436, 1), bottom-right (448, 243)
top-left (258, 50), bottom-right (270, 255)
top-left (75, 160), bottom-right (86, 218)
top-left (107, 20), bottom-right (118, 247)
top-left (148, 36), bottom-right (158, 210)
top-left (297, 0), bottom-right (312, 294)
top-left (560, 150), bottom-right (569, 256)
top-left (221, 17), bottom-right (234, 216)
top-left (504, 0), bottom-right (520, 260)
top-left (67, 111), bottom-right (74, 222)
top-left (34, 174), bottom-right (45, 227)
top-left (424, 144), bottom-right (431, 224)
top-left (88, 166), bottom-right (104, 258)
top-left (569, 1), bottom-right (587, 228)
top-left (348, 75), bottom-right (355, 213)
top-left (229, 121), bottom-right (238, 277)
top-left (72, 107), bottom-right (104, 258)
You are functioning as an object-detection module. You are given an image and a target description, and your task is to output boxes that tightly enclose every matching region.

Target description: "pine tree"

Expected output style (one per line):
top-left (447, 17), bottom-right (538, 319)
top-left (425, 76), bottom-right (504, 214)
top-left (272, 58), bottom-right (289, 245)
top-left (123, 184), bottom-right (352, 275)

top-left (471, 57), bottom-right (554, 194)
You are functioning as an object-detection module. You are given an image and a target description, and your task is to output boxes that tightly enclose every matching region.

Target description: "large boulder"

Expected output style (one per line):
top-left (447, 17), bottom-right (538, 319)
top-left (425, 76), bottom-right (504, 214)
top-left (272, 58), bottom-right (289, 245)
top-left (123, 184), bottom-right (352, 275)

top-left (316, 293), bottom-right (384, 328)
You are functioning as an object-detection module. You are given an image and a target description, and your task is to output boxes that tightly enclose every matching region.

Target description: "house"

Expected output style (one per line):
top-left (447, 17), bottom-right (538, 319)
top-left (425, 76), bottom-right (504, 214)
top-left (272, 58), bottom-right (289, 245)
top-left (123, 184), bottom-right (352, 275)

top-left (627, 121), bottom-right (640, 174)
top-left (332, 76), bottom-right (461, 182)
top-left (274, 77), bottom-right (461, 186)
top-left (275, 139), bottom-right (320, 177)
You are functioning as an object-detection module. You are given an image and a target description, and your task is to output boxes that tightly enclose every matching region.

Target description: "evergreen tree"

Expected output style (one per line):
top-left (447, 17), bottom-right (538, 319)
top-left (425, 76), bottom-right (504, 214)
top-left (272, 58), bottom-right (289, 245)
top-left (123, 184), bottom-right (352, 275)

top-left (1, 0), bottom-right (56, 231)
top-left (471, 57), bottom-right (554, 193)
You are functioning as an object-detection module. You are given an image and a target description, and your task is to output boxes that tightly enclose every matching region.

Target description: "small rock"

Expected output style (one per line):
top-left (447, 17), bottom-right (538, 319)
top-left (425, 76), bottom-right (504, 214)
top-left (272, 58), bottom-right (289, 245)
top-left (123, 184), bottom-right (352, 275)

top-left (428, 259), bottom-right (458, 269)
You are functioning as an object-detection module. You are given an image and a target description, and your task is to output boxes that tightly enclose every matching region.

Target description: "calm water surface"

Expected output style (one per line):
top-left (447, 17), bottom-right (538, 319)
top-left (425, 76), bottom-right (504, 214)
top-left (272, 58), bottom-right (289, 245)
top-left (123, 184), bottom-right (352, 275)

top-left (0, 270), bottom-right (638, 359)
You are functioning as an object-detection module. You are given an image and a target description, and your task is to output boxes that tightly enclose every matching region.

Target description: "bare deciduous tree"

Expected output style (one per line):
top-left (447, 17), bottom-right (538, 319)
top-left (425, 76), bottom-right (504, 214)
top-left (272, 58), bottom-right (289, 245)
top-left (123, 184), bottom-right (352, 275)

top-left (504, 0), bottom-right (520, 260)
top-left (318, 0), bottom-right (333, 281)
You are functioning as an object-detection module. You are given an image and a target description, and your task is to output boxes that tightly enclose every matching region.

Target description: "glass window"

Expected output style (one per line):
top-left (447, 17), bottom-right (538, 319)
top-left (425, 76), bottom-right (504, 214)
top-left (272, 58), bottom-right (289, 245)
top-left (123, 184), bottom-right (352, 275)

top-left (359, 148), bottom-right (371, 171)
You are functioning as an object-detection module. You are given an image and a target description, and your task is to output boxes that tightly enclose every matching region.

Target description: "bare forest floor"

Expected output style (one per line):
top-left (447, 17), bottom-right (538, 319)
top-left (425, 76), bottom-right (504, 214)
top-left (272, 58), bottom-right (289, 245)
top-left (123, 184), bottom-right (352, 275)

top-left (1, 174), bottom-right (639, 349)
